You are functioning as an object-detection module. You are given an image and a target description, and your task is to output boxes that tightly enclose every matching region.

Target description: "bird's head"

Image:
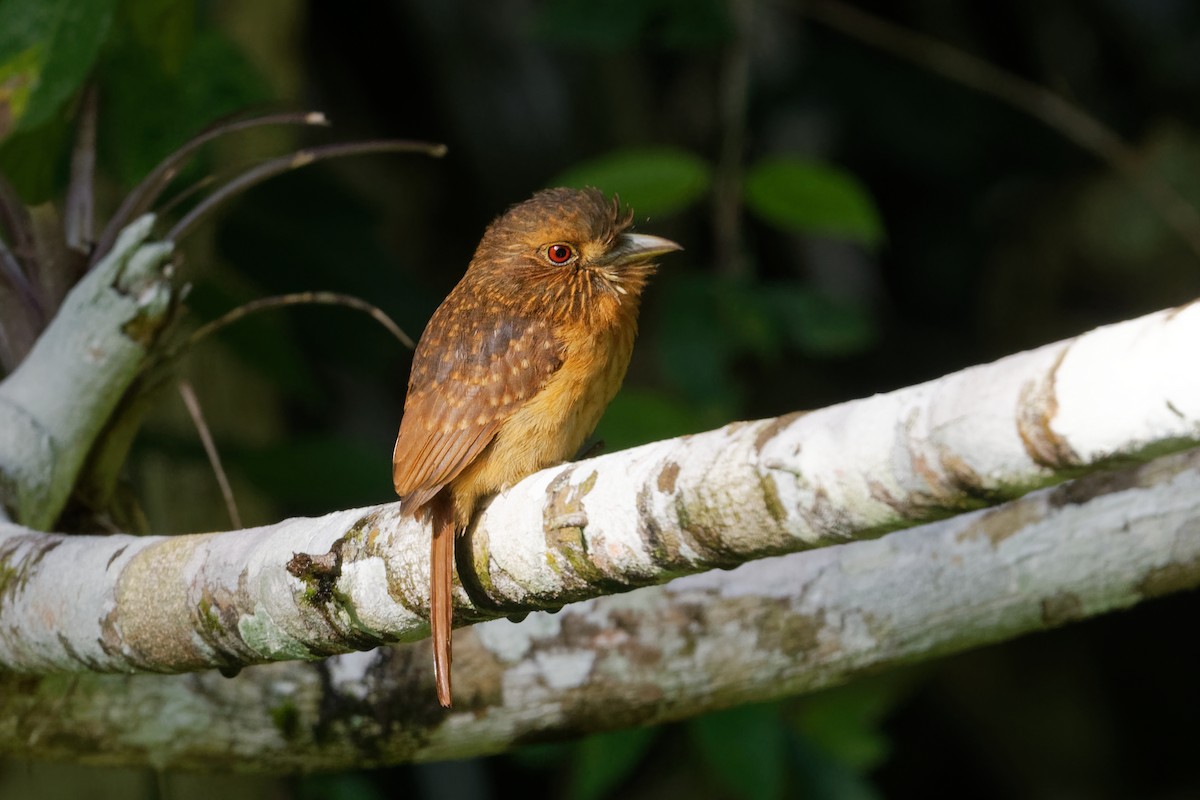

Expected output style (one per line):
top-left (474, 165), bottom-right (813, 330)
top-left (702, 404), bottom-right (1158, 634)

top-left (469, 187), bottom-right (681, 316)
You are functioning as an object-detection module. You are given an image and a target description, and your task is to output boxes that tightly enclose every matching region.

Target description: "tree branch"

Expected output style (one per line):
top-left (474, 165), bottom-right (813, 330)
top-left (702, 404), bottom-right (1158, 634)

top-left (1, 446), bottom-right (1197, 769)
top-left (801, 0), bottom-right (1200, 261)
top-left (0, 296), bottom-right (1197, 676)
top-left (0, 216), bottom-right (173, 529)
top-left (1, 213), bottom-right (1199, 766)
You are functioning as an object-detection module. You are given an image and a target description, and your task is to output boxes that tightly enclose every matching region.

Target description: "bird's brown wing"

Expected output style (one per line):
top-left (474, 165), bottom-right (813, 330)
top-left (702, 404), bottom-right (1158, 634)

top-left (393, 302), bottom-right (564, 512)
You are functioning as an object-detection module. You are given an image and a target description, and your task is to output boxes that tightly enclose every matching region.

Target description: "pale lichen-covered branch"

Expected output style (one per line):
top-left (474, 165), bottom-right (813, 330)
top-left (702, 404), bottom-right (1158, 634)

top-left (1, 211), bottom-right (1198, 767)
top-left (0, 216), bottom-right (173, 530)
top-left (0, 298), bottom-right (1197, 677)
top-left (1, 447), bottom-right (1197, 770)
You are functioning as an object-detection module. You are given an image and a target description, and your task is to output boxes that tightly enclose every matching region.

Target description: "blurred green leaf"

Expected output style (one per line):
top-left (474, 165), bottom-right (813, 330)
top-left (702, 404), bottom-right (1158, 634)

top-left (98, 29), bottom-right (267, 186)
top-left (761, 284), bottom-right (878, 358)
top-left (510, 741), bottom-right (573, 769)
top-left (657, 274), bottom-right (741, 412)
top-left (719, 282), bottom-right (785, 362)
top-left (535, 0), bottom-right (651, 50)
top-left (535, 0), bottom-right (730, 50)
top-left (296, 773), bottom-right (385, 800)
top-left (122, 0), bottom-right (196, 74)
top-left (689, 703), bottom-right (788, 800)
top-left (0, 0), bottom-right (118, 138)
top-left (552, 147), bottom-right (711, 217)
top-left (594, 387), bottom-right (716, 451)
top-left (656, 273), bottom-right (876, 415)
top-left (569, 727), bottom-right (659, 800)
top-left (659, 0), bottom-right (734, 48)
top-left (790, 734), bottom-right (883, 800)
top-left (235, 436), bottom-right (389, 514)
top-left (0, 46), bottom-right (39, 141)
top-left (0, 112), bottom-right (73, 202)
top-left (1074, 126), bottom-right (1200, 272)
top-left (790, 678), bottom-right (910, 772)
top-left (744, 156), bottom-right (884, 247)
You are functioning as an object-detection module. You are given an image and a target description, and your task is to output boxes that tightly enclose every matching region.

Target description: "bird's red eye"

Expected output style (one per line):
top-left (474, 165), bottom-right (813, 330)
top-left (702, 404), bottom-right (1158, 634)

top-left (547, 243), bottom-right (574, 264)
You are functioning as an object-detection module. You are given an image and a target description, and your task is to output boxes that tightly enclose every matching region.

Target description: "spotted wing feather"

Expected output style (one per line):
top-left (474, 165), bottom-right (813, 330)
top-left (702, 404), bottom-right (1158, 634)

top-left (393, 288), bottom-right (563, 513)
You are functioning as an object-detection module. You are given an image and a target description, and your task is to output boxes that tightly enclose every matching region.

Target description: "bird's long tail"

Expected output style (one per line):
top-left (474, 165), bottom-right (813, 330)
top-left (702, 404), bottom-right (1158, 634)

top-left (430, 490), bottom-right (455, 708)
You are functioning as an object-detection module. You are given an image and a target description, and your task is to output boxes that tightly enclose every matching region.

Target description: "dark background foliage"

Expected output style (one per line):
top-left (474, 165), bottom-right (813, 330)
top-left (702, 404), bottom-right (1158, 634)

top-left (2, 0), bottom-right (1198, 797)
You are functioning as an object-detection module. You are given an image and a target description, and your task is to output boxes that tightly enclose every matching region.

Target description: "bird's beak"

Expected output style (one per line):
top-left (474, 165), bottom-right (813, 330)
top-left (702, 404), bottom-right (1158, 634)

top-left (603, 232), bottom-right (683, 267)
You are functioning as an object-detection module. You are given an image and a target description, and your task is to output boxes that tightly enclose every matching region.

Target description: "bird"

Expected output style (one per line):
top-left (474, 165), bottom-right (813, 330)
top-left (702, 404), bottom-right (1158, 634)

top-left (392, 187), bottom-right (681, 707)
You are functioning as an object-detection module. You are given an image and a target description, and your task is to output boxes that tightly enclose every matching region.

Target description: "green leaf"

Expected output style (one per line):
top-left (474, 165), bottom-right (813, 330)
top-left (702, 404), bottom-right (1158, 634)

top-left (510, 741), bottom-right (572, 769)
top-left (689, 703), bottom-right (788, 800)
top-left (790, 676), bottom-right (911, 772)
top-left (719, 280), bottom-right (785, 362)
top-left (760, 284), bottom-right (878, 358)
top-left (0, 46), bottom-right (39, 141)
top-left (656, 274), bottom-right (740, 411)
top-left (535, 0), bottom-right (732, 50)
top-left (296, 773), bottom-right (385, 800)
top-left (655, 273), bottom-right (877, 415)
top-left (594, 387), bottom-right (717, 452)
top-left (534, 0), bottom-right (653, 50)
top-left (659, 0), bottom-right (734, 48)
top-left (0, 0), bottom-right (118, 139)
top-left (569, 727), bottom-right (659, 800)
top-left (744, 156), bottom-right (884, 247)
top-left (551, 147), bottom-right (712, 217)
top-left (121, 0), bottom-right (196, 74)
top-left (98, 30), bottom-right (268, 186)
top-left (0, 113), bottom-right (73, 202)
top-left (235, 436), bottom-right (388, 514)
top-left (790, 734), bottom-right (884, 800)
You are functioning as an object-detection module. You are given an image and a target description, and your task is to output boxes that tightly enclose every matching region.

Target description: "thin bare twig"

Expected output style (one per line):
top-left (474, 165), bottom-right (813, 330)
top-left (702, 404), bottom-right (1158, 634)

top-left (0, 175), bottom-right (42, 324)
top-left (158, 175), bottom-right (217, 219)
top-left (65, 84), bottom-right (98, 255)
top-left (0, 234), bottom-right (39, 318)
top-left (185, 291), bottom-right (415, 352)
top-left (165, 289), bottom-right (416, 530)
top-left (165, 139), bottom-right (448, 243)
top-left (713, 0), bottom-right (754, 277)
top-left (0, 174), bottom-right (34, 261)
top-left (177, 380), bottom-right (242, 529)
top-left (800, 0), bottom-right (1200, 260)
top-left (91, 111), bottom-right (332, 266)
